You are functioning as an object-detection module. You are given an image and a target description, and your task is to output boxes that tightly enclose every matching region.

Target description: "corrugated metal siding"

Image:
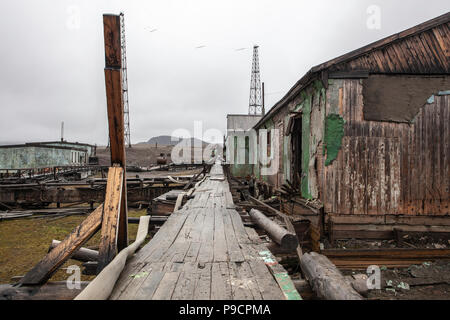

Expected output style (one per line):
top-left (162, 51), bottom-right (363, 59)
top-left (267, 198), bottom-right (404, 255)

top-left (324, 79), bottom-right (449, 216)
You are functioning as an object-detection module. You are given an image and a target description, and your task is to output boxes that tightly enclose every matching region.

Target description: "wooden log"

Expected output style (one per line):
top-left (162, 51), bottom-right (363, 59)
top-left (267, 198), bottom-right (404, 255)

top-left (19, 204), bottom-right (104, 285)
top-left (103, 14), bottom-right (128, 251)
top-left (49, 240), bottom-right (99, 263)
top-left (0, 281), bottom-right (90, 300)
top-left (300, 252), bottom-right (363, 300)
top-left (247, 195), bottom-right (302, 258)
top-left (97, 167), bottom-right (124, 273)
top-left (249, 209), bottom-right (298, 251)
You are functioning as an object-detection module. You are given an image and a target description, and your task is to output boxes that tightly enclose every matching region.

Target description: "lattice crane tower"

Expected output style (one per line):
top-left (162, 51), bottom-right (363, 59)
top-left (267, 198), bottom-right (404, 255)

top-left (120, 12), bottom-right (131, 148)
top-left (248, 45), bottom-right (264, 115)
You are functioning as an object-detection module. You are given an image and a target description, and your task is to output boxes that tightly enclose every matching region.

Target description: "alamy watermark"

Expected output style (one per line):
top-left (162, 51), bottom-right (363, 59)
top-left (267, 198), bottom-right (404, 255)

top-left (66, 265), bottom-right (81, 289)
top-left (66, 5), bottom-right (81, 30)
top-left (366, 265), bottom-right (381, 290)
top-left (366, 5), bottom-right (381, 30)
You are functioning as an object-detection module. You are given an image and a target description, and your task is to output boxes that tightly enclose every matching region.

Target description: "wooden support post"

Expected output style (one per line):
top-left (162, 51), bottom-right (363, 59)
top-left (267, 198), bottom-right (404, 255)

top-left (97, 167), bottom-right (124, 272)
top-left (19, 204), bottom-right (104, 285)
top-left (103, 14), bottom-right (128, 251)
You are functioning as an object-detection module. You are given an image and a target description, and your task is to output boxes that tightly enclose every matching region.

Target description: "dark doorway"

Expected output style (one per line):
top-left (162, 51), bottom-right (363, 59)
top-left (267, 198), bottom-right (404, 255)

top-left (291, 117), bottom-right (302, 187)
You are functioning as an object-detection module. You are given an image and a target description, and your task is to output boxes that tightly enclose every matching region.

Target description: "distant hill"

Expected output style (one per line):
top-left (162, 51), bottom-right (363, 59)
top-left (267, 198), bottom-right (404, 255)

top-left (146, 135), bottom-right (209, 147)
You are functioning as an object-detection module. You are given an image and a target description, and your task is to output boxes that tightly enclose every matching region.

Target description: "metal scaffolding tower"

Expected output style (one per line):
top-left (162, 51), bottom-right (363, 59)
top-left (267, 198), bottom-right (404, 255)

top-left (120, 12), bottom-right (131, 148)
top-left (248, 45), bottom-right (264, 115)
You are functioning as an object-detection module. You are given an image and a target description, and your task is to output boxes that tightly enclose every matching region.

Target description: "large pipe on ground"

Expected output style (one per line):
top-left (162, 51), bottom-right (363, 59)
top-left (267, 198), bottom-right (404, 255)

top-left (249, 209), bottom-right (298, 251)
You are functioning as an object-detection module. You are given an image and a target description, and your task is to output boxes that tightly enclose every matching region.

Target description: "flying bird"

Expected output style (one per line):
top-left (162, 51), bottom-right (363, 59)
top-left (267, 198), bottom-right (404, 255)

top-left (195, 45), bottom-right (207, 49)
top-left (145, 27), bottom-right (158, 32)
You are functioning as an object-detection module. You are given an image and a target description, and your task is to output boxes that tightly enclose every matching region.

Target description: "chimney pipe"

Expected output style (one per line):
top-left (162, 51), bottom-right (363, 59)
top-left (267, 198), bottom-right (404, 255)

top-left (61, 121), bottom-right (64, 142)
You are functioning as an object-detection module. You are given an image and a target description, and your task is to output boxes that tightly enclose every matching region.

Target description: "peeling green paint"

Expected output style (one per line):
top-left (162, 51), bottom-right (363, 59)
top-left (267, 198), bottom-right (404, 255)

top-left (324, 114), bottom-right (345, 166)
top-left (274, 272), bottom-right (303, 300)
top-left (301, 96), bottom-right (312, 199)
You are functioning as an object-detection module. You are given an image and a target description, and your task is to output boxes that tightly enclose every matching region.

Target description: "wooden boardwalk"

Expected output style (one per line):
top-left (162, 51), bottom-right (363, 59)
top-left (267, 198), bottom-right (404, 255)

top-left (109, 163), bottom-right (301, 300)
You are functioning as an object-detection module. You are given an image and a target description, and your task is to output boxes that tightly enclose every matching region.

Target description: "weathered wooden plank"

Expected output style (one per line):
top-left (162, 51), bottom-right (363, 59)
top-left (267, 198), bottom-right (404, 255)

top-left (19, 204), bottom-right (104, 285)
top-left (211, 262), bottom-right (232, 300)
top-left (193, 263), bottom-right (212, 300)
top-left (229, 262), bottom-right (254, 300)
top-left (132, 263), bottom-right (167, 300)
top-left (172, 262), bottom-right (198, 300)
top-left (197, 207), bottom-right (215, 263)
top-left (213, 208), bottom-right (228, 262)
top-left (103, 14), bottom-right (122, 68)
top-left (97, 167), bottom-right (124, 272)
top-left (223, 211), bottom-right (245, 262)
top-left (152, 271), bottom-right (181, 300)
top-left (103, 14), bottom-right (128, 251)
top-left (247, 260), bottom-right (285, 300)
top-left (110, 163), bottom-right (294, 300)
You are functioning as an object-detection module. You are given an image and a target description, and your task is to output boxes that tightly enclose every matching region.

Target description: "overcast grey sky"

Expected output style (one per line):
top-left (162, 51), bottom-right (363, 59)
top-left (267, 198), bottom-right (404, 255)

top-left (0, 0), bottom-right (448, 145)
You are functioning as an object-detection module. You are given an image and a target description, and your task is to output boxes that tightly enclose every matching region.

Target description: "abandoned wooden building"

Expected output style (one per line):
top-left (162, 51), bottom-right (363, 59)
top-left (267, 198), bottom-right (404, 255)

top-left (226, 12), bottom-right (450, 240)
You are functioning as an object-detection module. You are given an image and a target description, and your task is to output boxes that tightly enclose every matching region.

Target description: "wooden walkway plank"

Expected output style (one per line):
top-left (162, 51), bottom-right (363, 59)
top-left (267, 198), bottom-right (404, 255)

top-left (115, 262), bottom-right (165, 300)
top-left (229, 262), bottom-right (255, 300)
top-left (171, 262), bottom-right (198, 300)
top-left (223, 211), bottom-right (245, 263)
top-left (108, 162), bottom-right (300, 300)
top-left (211, 262), bottom-right (232, 300)
top-left (197, 208), bottom-right (215, 263)
top-left (193, 263), bottom-right (212, 300)
top-left (152, 270), bottom-right (181, 300)
top-left (213, 208), bottom-right (229, 262)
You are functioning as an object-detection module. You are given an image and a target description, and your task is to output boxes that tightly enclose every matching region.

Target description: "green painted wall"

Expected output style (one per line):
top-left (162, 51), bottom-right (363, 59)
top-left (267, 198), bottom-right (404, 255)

top-left (324, 114), bottom-right (345, 166)
top-left (0, 146), bottom-right (88, 169)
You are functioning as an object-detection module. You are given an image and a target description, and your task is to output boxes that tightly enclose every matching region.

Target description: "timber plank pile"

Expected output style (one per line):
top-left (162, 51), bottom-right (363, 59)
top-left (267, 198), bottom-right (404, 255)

top-left (109, 162), bottom-right (300, 300)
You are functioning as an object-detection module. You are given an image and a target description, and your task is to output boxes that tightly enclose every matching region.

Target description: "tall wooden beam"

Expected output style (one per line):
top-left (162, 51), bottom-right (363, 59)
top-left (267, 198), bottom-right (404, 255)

top-left (103, 14), bottom-right (128, 250)
top-left (97, 166), bottom-right (124, 272)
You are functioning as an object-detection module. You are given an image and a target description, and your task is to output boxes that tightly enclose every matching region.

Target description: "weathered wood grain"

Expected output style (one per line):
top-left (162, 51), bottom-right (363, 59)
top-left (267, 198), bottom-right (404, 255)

top-left (109, 163), bottom-right (299, 300)
top-left (103, 14), bottom-right (128, 251)
top-left (97, 167), bottom-right (124, 272)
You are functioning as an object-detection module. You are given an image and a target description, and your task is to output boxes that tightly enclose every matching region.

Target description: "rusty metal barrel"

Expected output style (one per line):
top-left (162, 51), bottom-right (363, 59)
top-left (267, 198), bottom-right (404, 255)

top-left (156, 153), bottom-right (167, 165)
